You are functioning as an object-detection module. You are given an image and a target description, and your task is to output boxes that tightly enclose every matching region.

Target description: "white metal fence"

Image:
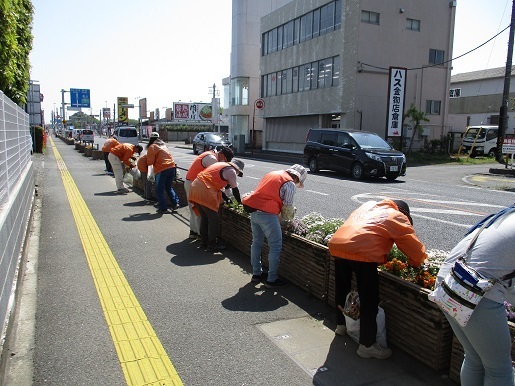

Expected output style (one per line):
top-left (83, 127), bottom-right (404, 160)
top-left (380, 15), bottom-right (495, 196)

top-left (0, 90), bottom-right (32, 207)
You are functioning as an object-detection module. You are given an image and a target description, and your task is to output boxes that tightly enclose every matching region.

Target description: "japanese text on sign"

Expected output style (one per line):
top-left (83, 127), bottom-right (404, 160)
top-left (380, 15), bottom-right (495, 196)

top-left (387, 68), bottom-right (407, 137)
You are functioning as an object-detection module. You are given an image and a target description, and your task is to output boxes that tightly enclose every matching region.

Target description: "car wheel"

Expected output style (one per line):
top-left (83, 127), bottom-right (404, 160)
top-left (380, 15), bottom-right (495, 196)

top-left (351, 162), bottom-right (364, 180)
top-left (193, 145), bottom-right (198, 155)
top-left (308, 157), bottom-right (319, 172)
top-left (487, 148), bottom-right (497, 158)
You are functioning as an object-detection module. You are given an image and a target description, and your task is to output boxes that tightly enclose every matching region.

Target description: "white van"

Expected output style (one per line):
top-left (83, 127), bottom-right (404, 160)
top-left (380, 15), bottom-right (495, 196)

top-left (114, 126), bottom-right (139, 145)
top-left (461, 125), bottom-right (498, 157)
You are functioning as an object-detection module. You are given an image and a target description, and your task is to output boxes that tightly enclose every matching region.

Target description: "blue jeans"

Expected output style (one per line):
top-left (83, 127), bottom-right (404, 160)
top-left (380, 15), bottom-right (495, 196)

top-left (250, 211), bottom-right (282, 282)
top-left (445, 298), bottom-right (514, 386)
top-left (155, 167), bottom-right (178, 211)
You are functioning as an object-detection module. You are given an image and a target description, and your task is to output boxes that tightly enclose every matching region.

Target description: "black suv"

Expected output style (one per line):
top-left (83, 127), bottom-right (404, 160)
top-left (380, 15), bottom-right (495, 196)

top-left (303, 129), bottom-right (406, 180)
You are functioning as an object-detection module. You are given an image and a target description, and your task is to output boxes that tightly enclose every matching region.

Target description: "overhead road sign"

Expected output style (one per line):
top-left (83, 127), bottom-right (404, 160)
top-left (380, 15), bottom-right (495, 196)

top-left (70, 88), bottom-right (91, 108)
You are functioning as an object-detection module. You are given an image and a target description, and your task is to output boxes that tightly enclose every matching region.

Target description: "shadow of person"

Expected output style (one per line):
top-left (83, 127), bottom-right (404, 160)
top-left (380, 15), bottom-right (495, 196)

top-left (123, 200), bottom-right (150, 207)
top-left (168, 241), bottom-right (225, 266)
top-left (221, 282), bottom-right (288, 312)
top-left (94, 191), bottom-right (123, 196)
top-left (121, 212), bottom-right (163, 221)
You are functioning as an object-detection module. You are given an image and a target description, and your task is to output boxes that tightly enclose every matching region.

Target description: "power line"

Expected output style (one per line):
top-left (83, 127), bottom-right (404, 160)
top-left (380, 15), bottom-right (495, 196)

top-left (359, 25), bottom-right (511, 72)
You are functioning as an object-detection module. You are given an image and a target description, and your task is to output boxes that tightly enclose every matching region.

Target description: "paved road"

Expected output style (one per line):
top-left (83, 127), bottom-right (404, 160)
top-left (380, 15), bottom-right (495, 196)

top-left (3, 138), bottom-right (471, 385)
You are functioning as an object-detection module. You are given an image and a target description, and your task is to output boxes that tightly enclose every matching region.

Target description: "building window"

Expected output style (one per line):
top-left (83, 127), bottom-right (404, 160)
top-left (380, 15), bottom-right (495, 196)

top-left (426, 100), bottom-right (441, 115)
top-left (277, 25), bottom-right (283, 51)
top-left (262, 33), bottom-right (268, 56)
top-left (231, 77), bottom-right (249, 106)
top-left (269, 29), bottom-right (277, 52)
top-left (284, 20), bottom-right (294, 48)
top-left (286, 68), bottom-right (293, 94)
top-left (429, 49), bottom-right (445, 65)
top-left (310, 62), bottom-right (318, 90)
top-left (294, 18), bottom-right (301, 45)
top-left (406, 18), bottom-right (420, 31)
top-left (333, 56), bottom-right (340, 86)
top-left (334, 0), bottom-right (342, 30)
top-left (300, 12), bottom-right (313, 42)
top-left (320, 2), bottom-right (335, 35)
top-left (312, 9), bottom-right (320, 38)
top-left (292, 67), bottom-right (299, 93)
top-left (361, 10), bottom-right (379, 25)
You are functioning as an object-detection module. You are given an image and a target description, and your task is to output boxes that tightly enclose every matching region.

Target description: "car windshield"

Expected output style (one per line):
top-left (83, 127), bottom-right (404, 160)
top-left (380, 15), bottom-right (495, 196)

top-left (206, 133), bottom-right (224, 142)
top-left (351, 133), bottom-right (392, 149)
top-left (464, 128), bottom-right (485, 139)
top-left (119, 129), bottom-right (137, 137)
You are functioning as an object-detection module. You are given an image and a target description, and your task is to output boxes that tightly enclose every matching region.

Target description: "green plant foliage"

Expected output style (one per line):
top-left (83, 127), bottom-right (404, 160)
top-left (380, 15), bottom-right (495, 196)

top-left (0, 0), bottom-right (34, 105)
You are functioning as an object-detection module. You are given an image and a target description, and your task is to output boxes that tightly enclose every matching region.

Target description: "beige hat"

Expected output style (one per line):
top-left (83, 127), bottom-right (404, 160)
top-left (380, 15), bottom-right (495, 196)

top-left (286, 164), bottom-right (307, 188)
top-left (229, 158), bottom-right (244, 176)
top-left (150, 132), bottom-right (159, 138)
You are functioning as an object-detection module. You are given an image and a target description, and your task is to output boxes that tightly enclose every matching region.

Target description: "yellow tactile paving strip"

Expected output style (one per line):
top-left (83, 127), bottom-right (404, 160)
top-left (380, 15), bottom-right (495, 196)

top-left (50, 138), bottom-right (183, 386)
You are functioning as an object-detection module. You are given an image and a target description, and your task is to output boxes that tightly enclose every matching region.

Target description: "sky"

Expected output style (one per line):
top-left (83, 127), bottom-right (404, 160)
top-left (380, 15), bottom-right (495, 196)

top-left (29, 0), bottom-right (513, 123)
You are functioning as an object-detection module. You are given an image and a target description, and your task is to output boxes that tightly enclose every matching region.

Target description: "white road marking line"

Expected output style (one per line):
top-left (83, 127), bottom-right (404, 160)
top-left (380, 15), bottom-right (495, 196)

top-left (306, 190), bottom-right (330, 196)
top-left (412, 214), bottom-right (471, 228)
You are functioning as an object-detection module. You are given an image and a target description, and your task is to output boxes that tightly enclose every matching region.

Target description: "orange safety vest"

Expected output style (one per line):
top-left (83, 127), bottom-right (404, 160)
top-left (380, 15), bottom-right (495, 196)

top-left (137, 154), bottom-right (148, 173)
top-left (110, 143), bottom-right (136, 166)
top-left (147, 141), bottom-right (176, 174)
top-left (328, 200), bottom-right (427, 266)
top-left (102, 138), bottom-right (119, 152)
top-left (188, 162), bottom-right (232, 212)
top-left (186, 151), bottom-right (216, 181)
top-left (242, 171), bottom-right (292, 214)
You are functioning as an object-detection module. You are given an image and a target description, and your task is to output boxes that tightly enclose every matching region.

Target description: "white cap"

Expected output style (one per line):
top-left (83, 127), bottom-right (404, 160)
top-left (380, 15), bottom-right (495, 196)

top-left (286, 164), bottom-right (307, 188)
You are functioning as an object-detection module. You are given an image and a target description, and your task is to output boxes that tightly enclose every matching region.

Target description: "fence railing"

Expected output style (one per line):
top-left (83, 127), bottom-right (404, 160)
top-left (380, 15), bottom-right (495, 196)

top-left (0, 90), bottom-right (31, 208)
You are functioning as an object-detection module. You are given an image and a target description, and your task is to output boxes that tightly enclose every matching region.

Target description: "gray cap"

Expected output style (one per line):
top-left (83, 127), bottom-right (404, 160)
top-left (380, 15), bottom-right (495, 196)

top-left (229, 158), bottom-right (244, 176)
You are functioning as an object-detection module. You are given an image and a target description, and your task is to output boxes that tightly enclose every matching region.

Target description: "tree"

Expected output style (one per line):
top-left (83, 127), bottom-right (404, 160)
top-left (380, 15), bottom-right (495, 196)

top-left (403, 104), bottom-right (429, 154)
top-left (0, 0), bottom-right (34, 105)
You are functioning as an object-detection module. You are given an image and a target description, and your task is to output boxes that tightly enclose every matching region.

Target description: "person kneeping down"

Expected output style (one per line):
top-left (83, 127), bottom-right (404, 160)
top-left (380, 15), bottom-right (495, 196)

top-left (242, 164), bottom-right (307, 289)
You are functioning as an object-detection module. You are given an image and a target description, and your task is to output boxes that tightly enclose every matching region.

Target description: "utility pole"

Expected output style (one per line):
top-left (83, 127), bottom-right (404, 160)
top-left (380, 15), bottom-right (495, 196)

top-left (497, 0), bottom-right (515, 164)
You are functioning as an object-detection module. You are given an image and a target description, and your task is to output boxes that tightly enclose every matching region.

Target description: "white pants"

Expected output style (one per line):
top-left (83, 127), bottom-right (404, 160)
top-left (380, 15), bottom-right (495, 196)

top-left (108, 153), bottom-right (124, 190)
top-left (184, 179), bottom-right (200, 234)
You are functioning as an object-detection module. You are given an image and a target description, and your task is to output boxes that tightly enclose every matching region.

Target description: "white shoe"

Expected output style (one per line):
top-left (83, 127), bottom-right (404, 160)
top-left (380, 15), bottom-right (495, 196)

top-left (357, 343), bottom-right (392, 359)
top-left (335, 325), bottom-right (347, 336)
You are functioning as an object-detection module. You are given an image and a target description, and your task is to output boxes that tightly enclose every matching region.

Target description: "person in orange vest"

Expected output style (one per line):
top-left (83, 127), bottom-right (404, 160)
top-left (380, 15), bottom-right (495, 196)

top-left (241, 164), bottom-right (307, 289)
top-left (136, 153), bottom-right (153, 201)
top-left (108, 143), bottom-right (143, 193)
top-left (146, 133), bottom-right (179, 214)
top-left (328, 199), bottom-right (427, 359)
top-left (102, 134), bottom-right (118, 175)
top-left (185, 146), bottom-right (234, 239)
top-left (189, 159), bottom-right (244, 251)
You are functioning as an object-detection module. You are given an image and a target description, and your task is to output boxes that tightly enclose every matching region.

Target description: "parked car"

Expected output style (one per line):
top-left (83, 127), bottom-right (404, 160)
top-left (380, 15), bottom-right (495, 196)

top-left (72, 128), bottom-right (82, 141)
top-left (80, 129), bottom-right (94, 144)
top-left (192, 132), bottom-right (232, 155)
top-left (461, 125), bottom-right (498, 157)
top-left (303, 128), bottom-right (407, 180)
top-left (114, 126), bottom-right (139, 145)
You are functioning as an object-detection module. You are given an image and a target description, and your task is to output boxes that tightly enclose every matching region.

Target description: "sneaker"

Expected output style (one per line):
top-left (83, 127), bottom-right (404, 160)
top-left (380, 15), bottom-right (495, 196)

top-left (117, 188), bottom-right (129, 193)
top-left (357, 343), bottom-right (392, 359)
top-left (251, 272), bottom-right (267, 283)
top-left (264, 278), bottom-right (289, 289)
top-left (157, 208), bottom-right (173, 214)
top-left (189, 231), bottom-right (199, 239)
top-left (335, 325), bottom-right (347, 336)
top-left (172, 203), bottom-right (180, 210)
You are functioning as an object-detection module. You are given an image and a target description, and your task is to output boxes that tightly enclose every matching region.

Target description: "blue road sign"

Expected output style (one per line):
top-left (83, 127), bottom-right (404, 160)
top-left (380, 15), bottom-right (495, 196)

top-left (70, 88), bottom-right (91, 108)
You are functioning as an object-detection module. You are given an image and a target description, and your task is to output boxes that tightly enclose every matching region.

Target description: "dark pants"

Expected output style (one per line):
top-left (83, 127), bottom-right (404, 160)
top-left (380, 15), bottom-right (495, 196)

top-left (155, 167), bottom-right (178, 211)
top-left (196, 203), bottom-right (221, 247)
top-left (334, 258), bottom-right (379, 347)
top-left (104, 152), bottom-right (112, 172)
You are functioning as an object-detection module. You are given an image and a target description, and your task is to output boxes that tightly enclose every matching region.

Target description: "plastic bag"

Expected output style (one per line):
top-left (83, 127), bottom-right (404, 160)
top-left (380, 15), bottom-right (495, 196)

top-left (129, 167), bottom-right (141, 180)
top-left (148, 165), bottom-right (155, 182)
top-left (343, 290), bottom-right (360, 320)
top-left (123, 171), bottom-right (133, 185)
top-left (344, 307), bottom-right (387, 348)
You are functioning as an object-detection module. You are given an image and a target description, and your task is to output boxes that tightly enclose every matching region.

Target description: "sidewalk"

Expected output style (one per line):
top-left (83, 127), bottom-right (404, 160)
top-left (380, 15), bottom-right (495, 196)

top-left (3, 139), bottom-right (455, 385)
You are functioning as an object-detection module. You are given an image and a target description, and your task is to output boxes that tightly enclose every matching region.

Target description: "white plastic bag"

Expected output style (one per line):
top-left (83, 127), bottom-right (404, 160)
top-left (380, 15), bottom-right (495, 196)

top-left (148, 165), bottom-right (155, 182)
top-left (344, 307), bottom-right (387, 348)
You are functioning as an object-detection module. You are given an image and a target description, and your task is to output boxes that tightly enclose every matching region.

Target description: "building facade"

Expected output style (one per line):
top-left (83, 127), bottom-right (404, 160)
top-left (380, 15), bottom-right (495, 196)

top-left (448, 66), bottom-right (515, 136)
top-left (228, 0), bottom-right (456, 153)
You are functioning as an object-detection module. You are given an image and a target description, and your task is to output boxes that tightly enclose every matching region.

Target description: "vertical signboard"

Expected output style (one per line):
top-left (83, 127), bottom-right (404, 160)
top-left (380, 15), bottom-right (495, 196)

top-left (102, 108), bottom-right (111, 119)
top-left (386, 67), bottom-right (407, 137)
top-left (117, 97), bottom-right (128, 124)
top-left (139, 98), bottom-right (147, 119)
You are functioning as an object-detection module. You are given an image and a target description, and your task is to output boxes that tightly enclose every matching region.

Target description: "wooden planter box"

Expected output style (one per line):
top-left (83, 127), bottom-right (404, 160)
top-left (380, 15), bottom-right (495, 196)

top-left (65, 138), bottom-right (75, 145)
top-left (449, 322), bottom-right (515, 383)
top-left (92, 150), bottom-right (103, 160)
top-left (83, 147), bottom-right (92, 157)
top-left (77, 144), bottom-right (85, 153)
top-left (376, 271), bottom-right (453, 371)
